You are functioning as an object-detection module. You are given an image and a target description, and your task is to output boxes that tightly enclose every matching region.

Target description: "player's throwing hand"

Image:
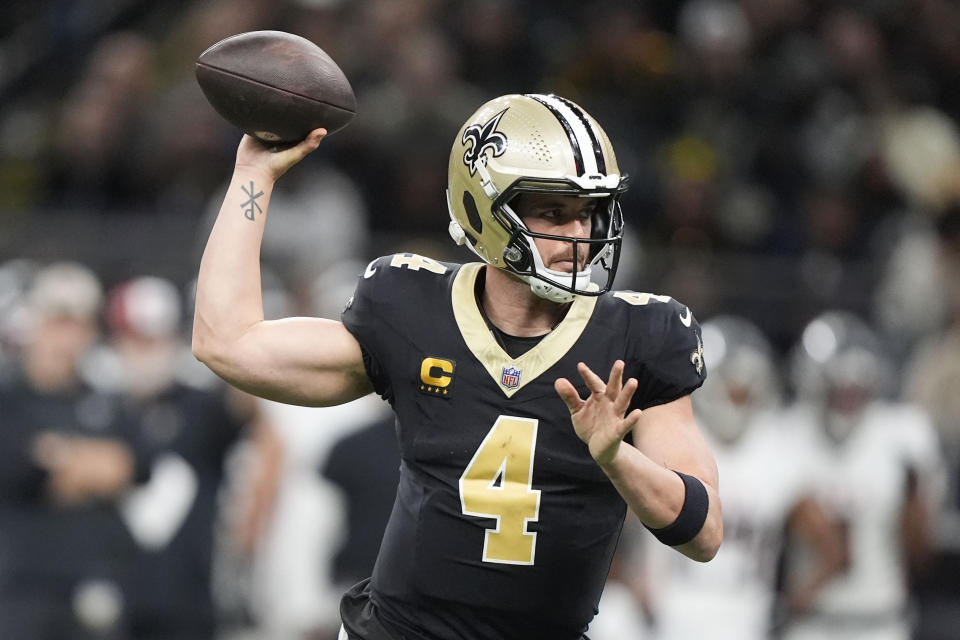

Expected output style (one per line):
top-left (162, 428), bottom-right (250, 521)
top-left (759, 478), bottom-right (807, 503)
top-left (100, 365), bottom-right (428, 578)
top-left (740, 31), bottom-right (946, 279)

top-left (235, 127), bottom-right (327, 182)
top-left (555, 360), bottom-right (644, 466)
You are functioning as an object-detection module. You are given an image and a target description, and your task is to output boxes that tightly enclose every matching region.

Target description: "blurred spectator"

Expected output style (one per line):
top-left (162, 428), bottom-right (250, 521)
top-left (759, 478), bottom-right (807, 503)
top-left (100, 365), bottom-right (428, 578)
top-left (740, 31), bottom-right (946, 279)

top-left (873, 213), bottom-right (947, 364)
top-left (782, 311), bottom-right (943, 640)
top-left (880, 105), bottom-right (960, 213)
top-left (101, 275), bottom-right (269, 640)
top-left (642, 315), bottom-right (844, 640)
top-left (0, 261), bottom-right (145, 639)
top-left (43, 31), bottom-right (159, 210)
top-left (344, 22), bottom-right (482, 238)
top-left (904, 203), bottom-right (960, 508)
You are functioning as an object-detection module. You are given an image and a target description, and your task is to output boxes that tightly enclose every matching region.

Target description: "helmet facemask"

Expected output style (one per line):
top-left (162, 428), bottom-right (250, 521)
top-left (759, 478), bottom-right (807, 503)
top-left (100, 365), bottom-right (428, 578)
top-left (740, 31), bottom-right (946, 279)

top-left (493, 186), bottom-right (624, 303)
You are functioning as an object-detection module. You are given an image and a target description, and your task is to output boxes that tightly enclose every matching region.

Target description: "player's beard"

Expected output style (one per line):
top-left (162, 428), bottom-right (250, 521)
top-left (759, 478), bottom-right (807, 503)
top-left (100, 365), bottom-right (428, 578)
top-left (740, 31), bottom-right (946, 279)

top-left (547, 242), bottom-right (590, 273)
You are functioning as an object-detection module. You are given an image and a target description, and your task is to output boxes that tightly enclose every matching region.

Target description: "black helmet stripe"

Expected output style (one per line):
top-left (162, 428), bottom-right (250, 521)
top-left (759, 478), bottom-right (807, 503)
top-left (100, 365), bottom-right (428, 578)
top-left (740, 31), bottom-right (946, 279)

top-left (554, 95), bottom-right (606, 174)
top-left (527, 94), bottom-right (585, 175)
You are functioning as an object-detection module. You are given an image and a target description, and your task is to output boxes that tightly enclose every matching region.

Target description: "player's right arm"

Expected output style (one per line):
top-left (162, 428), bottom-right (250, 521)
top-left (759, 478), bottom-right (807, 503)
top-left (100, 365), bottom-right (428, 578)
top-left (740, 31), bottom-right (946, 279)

top-left (192, 130), bottom-right (373, 407)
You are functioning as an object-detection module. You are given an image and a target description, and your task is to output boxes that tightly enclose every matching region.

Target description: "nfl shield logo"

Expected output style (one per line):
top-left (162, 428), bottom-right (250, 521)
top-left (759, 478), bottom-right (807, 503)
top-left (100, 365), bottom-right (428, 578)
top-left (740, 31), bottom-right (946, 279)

top-left (501, 366), bottom-right (522, 389)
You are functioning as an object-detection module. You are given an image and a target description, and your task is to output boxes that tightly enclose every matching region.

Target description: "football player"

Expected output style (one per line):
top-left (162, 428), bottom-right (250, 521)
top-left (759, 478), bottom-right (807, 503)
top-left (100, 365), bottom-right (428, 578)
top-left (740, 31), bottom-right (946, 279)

top-left (0, 262), bottom-right (142, 639)
top-left (104, 276), bottom-right (256, 640)
top-left (781, 311), bottom-right (942, 640)
top-left (193, 94), bottom-right (723, 640)
top-left (642, 316), bottom-right (845, 640)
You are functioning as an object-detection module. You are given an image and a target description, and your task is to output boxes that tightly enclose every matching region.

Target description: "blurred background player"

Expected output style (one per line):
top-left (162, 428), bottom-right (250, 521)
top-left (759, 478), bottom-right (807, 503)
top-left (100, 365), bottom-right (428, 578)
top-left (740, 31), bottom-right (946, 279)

top-left (781, 311), bottom-right (944, 640)
top-left (102, 275), bottom-right (278, 640)
top-left (640, 315), bottom-right (845, 640)
top-left (245, 394), bottom-right (388, 640)
top-left (0, 262), bottom-right (145, 640)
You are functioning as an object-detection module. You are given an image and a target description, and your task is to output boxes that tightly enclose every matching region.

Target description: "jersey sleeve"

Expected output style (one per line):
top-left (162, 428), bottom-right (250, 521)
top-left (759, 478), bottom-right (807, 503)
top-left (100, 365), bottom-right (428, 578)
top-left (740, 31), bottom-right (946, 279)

top-left (340, 256), bottom-right (395, 402)
top-left (632, 298), bottom-right (707, 409)
top-left (340, 254), bottom-right (456, 404)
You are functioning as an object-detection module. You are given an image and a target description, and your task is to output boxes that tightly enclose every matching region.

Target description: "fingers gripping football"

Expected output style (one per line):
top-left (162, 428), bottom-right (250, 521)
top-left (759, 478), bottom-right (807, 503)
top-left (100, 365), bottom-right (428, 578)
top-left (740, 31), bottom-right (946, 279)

top-left (235, 128), bottom-right (327, 182)
top-left (554, 360), bottom-right (643, 466)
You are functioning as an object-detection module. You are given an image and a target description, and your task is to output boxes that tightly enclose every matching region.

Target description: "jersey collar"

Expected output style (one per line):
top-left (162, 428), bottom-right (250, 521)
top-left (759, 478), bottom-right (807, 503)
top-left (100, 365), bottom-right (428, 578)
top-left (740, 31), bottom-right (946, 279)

top-left (451, 263), bottom-right (598, 398)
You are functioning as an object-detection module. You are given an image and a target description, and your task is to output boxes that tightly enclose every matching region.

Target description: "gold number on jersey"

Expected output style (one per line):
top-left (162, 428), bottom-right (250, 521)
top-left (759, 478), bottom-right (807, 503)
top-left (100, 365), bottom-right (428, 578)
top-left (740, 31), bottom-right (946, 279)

top-left (459, 416), bottom-right (541, 565)
top-left (389, 253), bottom-right (448, 274)
top-left (613, 291), bottom-right (673, 306)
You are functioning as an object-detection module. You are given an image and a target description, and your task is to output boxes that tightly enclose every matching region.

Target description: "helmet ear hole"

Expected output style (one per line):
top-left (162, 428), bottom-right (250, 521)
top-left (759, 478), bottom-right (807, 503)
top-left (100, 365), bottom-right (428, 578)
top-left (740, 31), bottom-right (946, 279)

top-left (462, 191), bottom-right (483, 234)
top-left (591, 210), bottom-right (608, 240)
top-left (590, 198), bottom-right (615, 240)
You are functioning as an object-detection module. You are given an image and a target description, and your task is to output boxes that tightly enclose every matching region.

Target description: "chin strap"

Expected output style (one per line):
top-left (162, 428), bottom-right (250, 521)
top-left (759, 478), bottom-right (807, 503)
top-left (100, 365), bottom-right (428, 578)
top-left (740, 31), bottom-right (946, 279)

top-left (523, 266), bottom-right (595, 303)
top-left (528, 278), bottom-right (577, 303)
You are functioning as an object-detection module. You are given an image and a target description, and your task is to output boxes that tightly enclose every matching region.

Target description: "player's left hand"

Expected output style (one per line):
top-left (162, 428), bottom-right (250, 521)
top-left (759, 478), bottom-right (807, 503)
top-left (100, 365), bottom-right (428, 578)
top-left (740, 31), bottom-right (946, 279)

top-left (555, 360), bottom-right (644, 466)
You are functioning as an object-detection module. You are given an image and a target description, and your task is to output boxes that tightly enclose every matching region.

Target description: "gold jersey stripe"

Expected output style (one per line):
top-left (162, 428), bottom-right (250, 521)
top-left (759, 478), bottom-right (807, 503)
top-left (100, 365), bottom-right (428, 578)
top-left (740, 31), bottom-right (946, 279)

top-left (451, 263), bottom-right (598, 398)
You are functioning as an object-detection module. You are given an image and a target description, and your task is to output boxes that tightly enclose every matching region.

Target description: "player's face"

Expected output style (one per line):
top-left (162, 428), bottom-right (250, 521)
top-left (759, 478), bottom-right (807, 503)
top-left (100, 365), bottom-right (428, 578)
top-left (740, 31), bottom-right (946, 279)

top-left (513, 194), bottom-right (596, 272)
top-left (31, 314), bottom-right (97, 364)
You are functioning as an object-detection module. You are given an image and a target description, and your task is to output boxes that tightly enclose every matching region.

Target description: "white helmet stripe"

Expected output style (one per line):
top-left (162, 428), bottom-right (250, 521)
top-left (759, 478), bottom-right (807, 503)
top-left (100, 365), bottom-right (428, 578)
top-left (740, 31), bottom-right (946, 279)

top-left (528, 94), bottom-right (600, 176)
top-left (555, 95), bottom-right (606, 174)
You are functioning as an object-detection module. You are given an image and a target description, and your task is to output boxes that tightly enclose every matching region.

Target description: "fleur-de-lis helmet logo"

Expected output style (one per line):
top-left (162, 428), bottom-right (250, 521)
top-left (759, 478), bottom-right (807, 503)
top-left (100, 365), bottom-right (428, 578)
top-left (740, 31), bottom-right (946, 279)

top-left (691, 334), bottom-right (705, 376)
top-left (462, 109), bottom-right (509, 176)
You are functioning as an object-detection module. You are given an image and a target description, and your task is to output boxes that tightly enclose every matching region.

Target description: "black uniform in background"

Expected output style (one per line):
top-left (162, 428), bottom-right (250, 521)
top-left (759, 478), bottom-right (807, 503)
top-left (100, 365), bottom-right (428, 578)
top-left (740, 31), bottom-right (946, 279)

top-left (0, 378), bottom-right (145, 640)
top-left (339, 254), bottom-right (706, 640)
top-left (121, 381), bottom-right (245, 640)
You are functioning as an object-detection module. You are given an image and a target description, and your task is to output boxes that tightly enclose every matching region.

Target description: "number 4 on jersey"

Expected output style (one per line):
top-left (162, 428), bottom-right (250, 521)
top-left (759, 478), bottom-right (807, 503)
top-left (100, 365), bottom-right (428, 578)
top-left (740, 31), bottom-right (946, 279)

top-left (459, 416), bottom-right (542, 565)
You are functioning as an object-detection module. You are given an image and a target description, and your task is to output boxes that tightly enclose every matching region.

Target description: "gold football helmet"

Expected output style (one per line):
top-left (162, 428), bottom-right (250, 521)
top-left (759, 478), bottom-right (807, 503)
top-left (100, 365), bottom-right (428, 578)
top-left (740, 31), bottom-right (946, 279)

top-left (446, 94), bottom-right (628, 302)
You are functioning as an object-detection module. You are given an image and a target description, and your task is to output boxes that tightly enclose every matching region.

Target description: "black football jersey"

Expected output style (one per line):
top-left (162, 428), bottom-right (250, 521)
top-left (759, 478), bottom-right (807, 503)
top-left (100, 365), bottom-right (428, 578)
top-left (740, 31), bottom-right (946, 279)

top-left (340, 254), bottom-right (706, 640)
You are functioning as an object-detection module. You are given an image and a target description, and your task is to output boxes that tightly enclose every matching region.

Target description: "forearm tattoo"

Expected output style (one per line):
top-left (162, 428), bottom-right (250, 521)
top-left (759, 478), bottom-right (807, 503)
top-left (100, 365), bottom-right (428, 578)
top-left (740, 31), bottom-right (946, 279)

top-left (240, 181), bottom-right (264, 220)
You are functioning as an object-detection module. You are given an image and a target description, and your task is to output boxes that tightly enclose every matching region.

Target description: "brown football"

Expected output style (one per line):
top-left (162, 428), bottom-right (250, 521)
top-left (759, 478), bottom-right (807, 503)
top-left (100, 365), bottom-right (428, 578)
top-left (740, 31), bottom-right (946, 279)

top-left (195, 30), bottom-right (356, 144)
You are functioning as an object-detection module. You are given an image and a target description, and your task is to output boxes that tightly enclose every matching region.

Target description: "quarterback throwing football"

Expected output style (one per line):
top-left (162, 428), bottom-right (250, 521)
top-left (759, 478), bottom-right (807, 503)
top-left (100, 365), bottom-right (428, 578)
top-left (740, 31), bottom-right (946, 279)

top-left (193, 94), bottom-right (723, 639)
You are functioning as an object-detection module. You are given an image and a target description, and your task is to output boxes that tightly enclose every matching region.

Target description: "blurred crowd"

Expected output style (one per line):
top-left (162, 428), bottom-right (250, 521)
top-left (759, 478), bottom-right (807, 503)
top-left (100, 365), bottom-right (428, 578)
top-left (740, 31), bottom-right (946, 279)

top-left (2, 0), bottom-right (960, 638)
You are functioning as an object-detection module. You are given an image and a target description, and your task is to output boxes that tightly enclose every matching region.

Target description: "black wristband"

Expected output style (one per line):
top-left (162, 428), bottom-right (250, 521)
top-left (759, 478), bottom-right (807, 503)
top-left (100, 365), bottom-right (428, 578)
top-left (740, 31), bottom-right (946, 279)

top-left (644, 470), bottom-right (709, 547)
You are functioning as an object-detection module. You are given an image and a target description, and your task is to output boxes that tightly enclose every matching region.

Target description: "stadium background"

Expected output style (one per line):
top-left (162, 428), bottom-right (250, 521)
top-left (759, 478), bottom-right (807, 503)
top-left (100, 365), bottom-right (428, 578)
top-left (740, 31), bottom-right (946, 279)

top-left (1, 0), bottom-right (959, 638)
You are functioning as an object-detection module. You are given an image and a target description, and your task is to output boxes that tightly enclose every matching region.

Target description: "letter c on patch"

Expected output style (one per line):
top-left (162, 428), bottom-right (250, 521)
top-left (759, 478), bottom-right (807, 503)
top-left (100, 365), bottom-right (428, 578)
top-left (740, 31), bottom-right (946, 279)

top-left (420, 357), bottom-right (455, 387)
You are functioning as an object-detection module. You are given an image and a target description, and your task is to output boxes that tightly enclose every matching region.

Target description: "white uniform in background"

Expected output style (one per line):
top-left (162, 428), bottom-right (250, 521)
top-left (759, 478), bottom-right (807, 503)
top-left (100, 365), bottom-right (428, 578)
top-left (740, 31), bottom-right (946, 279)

top-left (781, 401), bottom-right (941, 640)
top-left (644, 408), bottom-right (816, 640)
top-left (246, 395), bottom-right (389, 639)
top-left (589, 579), bottom-right (651, 640)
